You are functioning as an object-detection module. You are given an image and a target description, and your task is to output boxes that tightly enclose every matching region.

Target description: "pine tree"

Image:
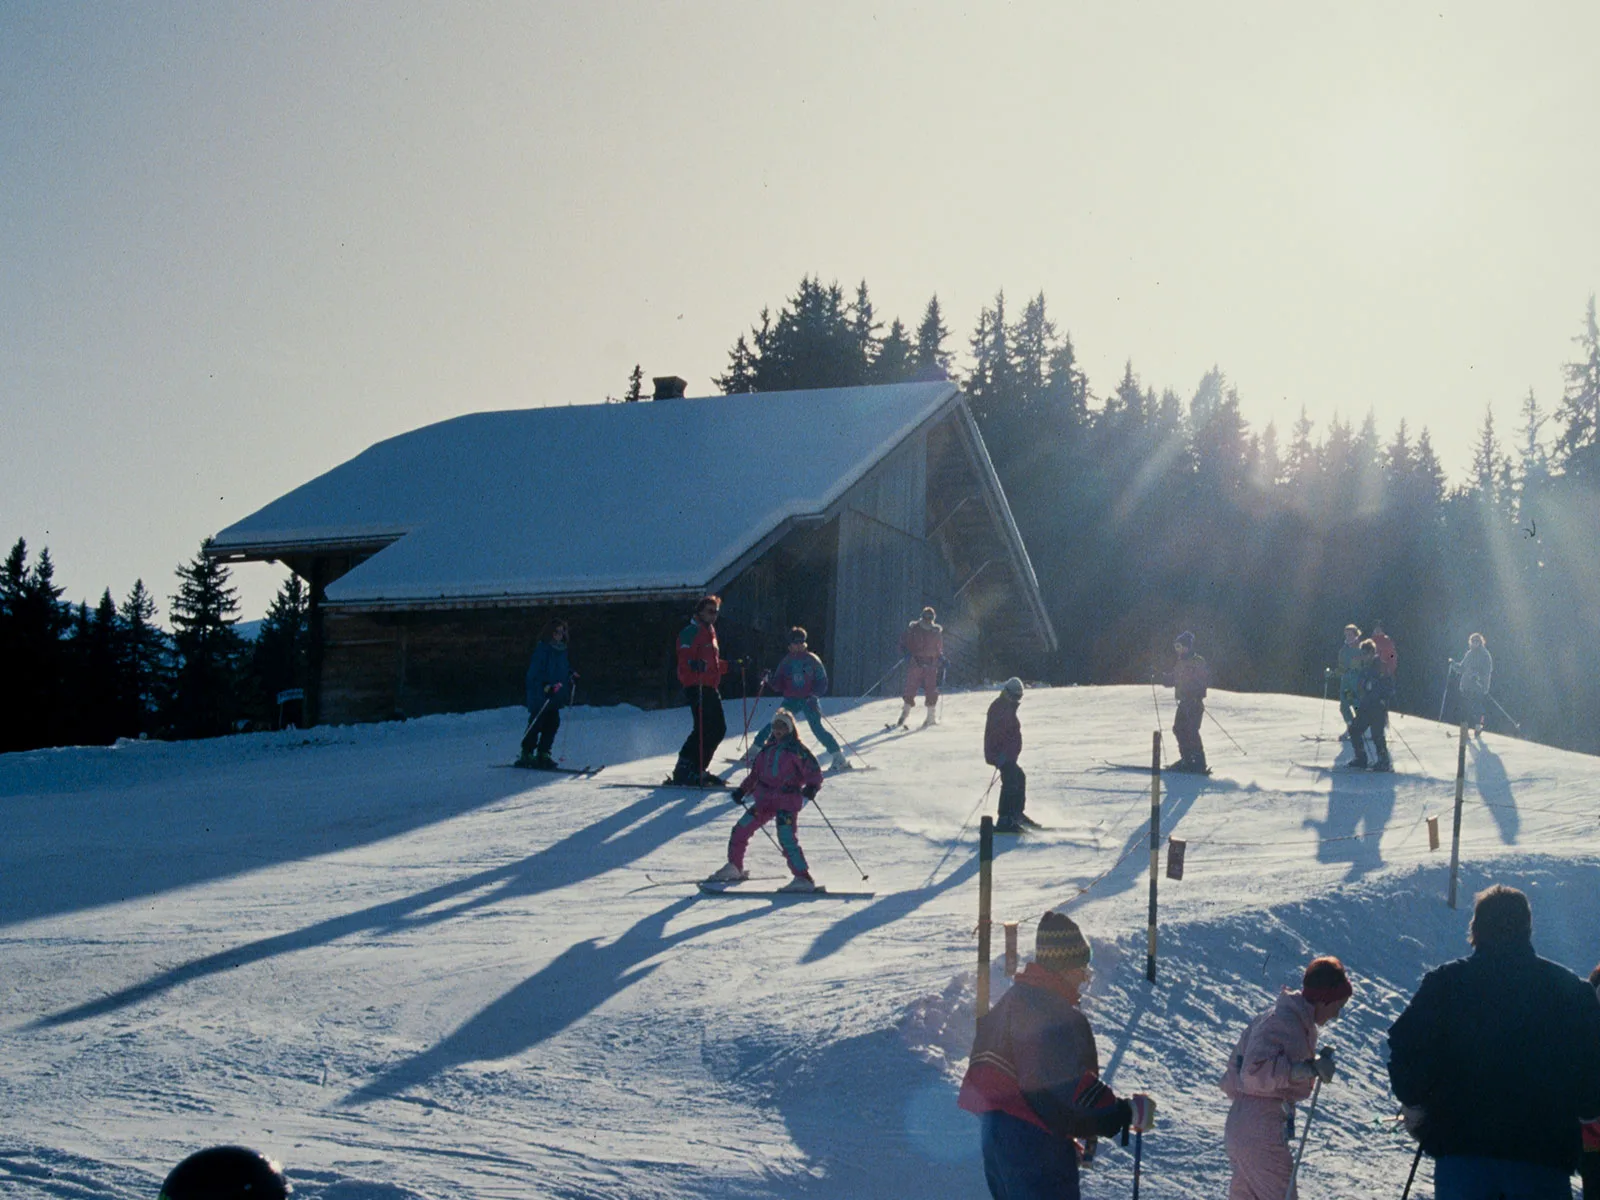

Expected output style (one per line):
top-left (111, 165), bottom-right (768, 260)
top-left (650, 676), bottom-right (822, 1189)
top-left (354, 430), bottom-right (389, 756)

top-left (716, 333), bottom-right (760, 394)
top-left (1469, 405), bottom-right (1509, 509)
top-left (166, 540), bottom-right (246, 739)
top-left (81, 589), bottom-right (123, 744)
top-left (914, 295), bottom-right (952, 375)
top-left (624, 364), bottom-right (644, 403)
top-left (250, 573), bottom-right (310, 726)
top-left (3, 545), bottom-right (70, 750)
top-left (117, 579), bottom-right (166, 737)
top-left (876, 318), bottom-right (914, 383)
top-left (1554, 294), bottom-right (1600, 477)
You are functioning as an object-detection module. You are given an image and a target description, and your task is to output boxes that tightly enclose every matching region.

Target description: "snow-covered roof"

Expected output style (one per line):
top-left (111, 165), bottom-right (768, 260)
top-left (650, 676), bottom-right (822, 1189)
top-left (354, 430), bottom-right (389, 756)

top-left (213, 382), bottom-right (962, 606)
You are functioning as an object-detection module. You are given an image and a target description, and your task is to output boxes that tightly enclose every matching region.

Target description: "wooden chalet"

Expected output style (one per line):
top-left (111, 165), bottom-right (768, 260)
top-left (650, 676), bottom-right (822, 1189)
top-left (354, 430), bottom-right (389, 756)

top-left (209, 380), bottom-right (1056, 725)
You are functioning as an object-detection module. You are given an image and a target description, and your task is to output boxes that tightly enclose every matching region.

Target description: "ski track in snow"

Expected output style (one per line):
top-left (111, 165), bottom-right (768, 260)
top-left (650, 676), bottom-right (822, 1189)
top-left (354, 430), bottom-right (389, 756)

top-left (2, 687), bottom-right (1597, 1197)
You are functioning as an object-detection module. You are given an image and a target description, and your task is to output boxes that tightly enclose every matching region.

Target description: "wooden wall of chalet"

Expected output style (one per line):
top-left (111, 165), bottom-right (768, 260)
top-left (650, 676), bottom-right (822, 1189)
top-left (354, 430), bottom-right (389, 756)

top-left (319, 600), bottom-right (702, 724)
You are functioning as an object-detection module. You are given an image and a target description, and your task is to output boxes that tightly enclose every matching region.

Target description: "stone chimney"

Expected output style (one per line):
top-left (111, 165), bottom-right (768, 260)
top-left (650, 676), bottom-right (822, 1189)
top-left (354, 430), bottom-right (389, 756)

top-left (652, 375), bottom-right (688, 400)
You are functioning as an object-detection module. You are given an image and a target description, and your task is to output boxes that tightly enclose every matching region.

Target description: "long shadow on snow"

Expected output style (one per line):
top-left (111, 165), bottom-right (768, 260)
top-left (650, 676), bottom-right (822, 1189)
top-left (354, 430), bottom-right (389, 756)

top-left (1062, 772), bottom-right (1218, 908)
top-left (343, 895), bottom-right (767, 1106)
top-left (0, 730), bottom-right (550, 930)
top-left (1303, 763), bottom-right (1397, 882)
top-left (1467, 738), bottom-right (1519, 844)
top-left (699, 1026), bottom-right (985, 1198)
top-left (32, 788), bottom-right (722, 1029)
top-left (800, 852), bottom-right (981, 966)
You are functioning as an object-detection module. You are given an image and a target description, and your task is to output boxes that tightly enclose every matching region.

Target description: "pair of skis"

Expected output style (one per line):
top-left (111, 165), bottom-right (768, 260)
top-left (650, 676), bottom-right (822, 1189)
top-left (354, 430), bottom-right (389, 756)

top-left (497, 761), bottom-right (606, 777)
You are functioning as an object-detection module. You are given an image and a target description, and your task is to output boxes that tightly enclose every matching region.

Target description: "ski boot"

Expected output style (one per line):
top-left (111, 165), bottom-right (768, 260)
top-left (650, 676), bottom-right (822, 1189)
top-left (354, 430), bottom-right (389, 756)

top-left (921, 709), bottom-right (938, 729)
top-left (893, 701), bottom-right (913, 729)
top-left (777, 874), bottom-right (818, 893)
top-left (706, 862), bottom-right (749, 885)
top-left (829, 751), bottom-right (851, 772)
top-left (1017, 813), bottom-right (1043, 829)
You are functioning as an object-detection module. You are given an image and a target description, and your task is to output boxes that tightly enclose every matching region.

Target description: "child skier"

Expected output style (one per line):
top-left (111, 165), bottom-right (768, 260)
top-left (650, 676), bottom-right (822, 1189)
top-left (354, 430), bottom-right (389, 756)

top-left (959, 911), bottom-right (1157, 1199)
top-left (897, 606), bottom-right (944, 728)
top-left (1220, 956), bottom-right (1350, 1200)
top-left (1164, 631), bottom-right (1210, 773)
top-left (517, 617), bottom-right (575, 768)
top-left (706, 708), bottom-right (824, 893)
top-left (747, 627), bottom-right (848, 772)
top-left (985, 677), bottom-right (1035, 833)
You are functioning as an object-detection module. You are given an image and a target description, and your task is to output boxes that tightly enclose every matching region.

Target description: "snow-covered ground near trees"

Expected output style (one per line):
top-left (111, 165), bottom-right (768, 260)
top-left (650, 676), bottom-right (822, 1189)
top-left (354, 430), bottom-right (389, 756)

top-left (4, 686), bottom-right (1598, 1199)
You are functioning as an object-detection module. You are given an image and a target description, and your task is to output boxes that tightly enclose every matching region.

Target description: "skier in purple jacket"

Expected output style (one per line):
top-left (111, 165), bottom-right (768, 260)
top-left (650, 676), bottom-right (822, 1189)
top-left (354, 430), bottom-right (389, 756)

top-left (747, 627), bottom-right (848, 772)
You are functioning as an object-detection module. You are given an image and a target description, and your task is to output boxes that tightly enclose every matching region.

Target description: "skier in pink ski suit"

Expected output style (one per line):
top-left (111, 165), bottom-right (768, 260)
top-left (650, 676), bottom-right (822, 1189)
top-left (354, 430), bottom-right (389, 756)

top-left (1219, 956), bottom-right (1351, 1200)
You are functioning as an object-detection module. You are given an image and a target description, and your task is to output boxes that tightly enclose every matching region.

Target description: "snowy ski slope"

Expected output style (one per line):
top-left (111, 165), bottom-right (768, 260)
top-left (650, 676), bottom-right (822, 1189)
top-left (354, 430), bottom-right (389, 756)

top-left (3, 686), bottom-right (1597, 1198)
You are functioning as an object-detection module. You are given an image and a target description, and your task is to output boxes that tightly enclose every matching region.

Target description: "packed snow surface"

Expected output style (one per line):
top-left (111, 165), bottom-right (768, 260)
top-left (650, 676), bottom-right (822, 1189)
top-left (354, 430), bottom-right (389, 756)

top-left (3, 686), bottom-right (1598, 1198)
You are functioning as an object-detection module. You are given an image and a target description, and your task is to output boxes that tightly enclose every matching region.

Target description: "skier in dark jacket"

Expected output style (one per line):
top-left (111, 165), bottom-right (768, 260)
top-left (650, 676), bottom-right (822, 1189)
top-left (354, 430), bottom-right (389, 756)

top-left (1164, 631), bottom-right (1210, 773)
top-left (672, 595), bottom-right (730, 785)
top-left (1348, 639), bottom-right (1395, 771)
top-left (985, 677), bottom-right (1033, 832)
top-left (1388, 884), bottom-right (1600, 1200)
top-left (959, 911), bottom-right (1156, 1200)
top-left (517, 617), bottom-right (574, 768)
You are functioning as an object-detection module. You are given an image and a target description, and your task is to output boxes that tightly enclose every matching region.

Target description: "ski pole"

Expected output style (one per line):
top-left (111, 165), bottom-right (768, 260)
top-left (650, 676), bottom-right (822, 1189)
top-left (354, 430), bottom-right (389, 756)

top-left (1131, 1127), bottom-right (1144, 1200)
top-left (1400, 1141), bottom-right (1424, 1200)
top-left (1204, 706), bottom-right (1247, 756)
top-left (1488, 694), bottom-right (1521, 733)
top-left (520, 694), bottom-right (554, 749)
top-left (806, 795), bottom-right (868, 881)
top-left (922, 770), bottom-right (1000, 888)
top-left (731, 790), bottom-right (785, 855)
top-left (820, 707), bottom-right (870, 768)
top-left (1285, 1076), bottom-right (1322, 1200)
top-left (862, 655), bottom-right (907, 699)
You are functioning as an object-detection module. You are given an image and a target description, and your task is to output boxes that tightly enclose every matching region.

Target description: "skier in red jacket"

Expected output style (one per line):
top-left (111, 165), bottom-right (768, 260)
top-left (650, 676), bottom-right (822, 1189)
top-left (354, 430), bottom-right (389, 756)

top-left (897, 607), bottom-right (944, 728)
top-left (959, 911), bottom-right (1156, 1199)
top-left (671, 595), bottom-right (730, 785)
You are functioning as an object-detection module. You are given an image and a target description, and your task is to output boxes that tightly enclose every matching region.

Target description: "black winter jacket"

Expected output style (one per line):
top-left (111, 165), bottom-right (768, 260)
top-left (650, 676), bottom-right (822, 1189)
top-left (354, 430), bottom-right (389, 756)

top-left (1388, 943), bottom-right (1600, 1171)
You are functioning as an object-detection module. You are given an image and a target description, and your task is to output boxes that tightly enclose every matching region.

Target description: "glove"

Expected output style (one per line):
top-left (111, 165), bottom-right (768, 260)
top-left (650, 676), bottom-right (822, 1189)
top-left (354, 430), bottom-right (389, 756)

top-left (1127, 1094), bottom-right (1156, 1133)
top-left (1289, 1060), bottom-right (1317, 1083)
top-left (688, 658), bottom-right (707, 673)
top-left (1401, 1104), bottom-right (1425, 1139)
top-left (1313, 1046), bottom-right (1336, 1083)
top-left (800, 784), bottom-right (818, 800)
top-left (760, 671), bottom-right (771, 687)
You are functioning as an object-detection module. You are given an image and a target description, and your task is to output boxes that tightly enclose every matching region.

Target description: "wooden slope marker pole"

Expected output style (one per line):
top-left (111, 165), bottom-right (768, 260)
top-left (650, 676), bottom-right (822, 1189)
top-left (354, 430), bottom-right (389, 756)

top-left (1447, 722), bottom-right (1468, 907)
top-left (977, 816), bottom-right (994, 1016)
top-left (1147, 730), bottom-right (1161, 983)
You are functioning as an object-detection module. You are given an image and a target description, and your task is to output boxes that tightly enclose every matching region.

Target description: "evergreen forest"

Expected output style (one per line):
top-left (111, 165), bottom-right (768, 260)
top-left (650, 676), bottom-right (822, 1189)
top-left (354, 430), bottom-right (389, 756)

top-left (5, 281), bottom-right (1598, 756)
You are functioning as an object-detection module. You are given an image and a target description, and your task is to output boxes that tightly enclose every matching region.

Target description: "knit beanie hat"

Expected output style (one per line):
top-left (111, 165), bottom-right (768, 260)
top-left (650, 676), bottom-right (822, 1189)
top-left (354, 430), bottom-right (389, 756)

top-left (1302, 955), bottom-right (1352, 1006)
top-left (1002, 677), bottom-right (1024, 698)
top-left (1035, 911), bottom-right (1091, 972)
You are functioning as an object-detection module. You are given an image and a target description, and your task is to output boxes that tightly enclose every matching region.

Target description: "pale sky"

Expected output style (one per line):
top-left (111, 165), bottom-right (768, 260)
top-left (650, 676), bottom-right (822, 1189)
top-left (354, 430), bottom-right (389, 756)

top-left (4, 3), bottom-right (1597, 619)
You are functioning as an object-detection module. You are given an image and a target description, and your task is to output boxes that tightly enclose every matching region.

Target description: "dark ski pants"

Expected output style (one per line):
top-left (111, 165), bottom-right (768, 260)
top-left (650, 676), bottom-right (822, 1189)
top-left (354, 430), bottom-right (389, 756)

top-left (676, 685), bottom-right (726, 777)
top-left (520, 705), bottom-right (560, 758)
top-left (997, 761), bottom-right (1027, 823)
top-left (1432, 1154), bottom-right (1571, 1200)
top-left (1460, 689), bottom-right (1488, 731)
top-left (1173, 699), bottom-right (1205, 767)
top-left (1350, 706), bottom-right (1388, 765)
top-left (979, 1110), bottom-right (1080, 1200)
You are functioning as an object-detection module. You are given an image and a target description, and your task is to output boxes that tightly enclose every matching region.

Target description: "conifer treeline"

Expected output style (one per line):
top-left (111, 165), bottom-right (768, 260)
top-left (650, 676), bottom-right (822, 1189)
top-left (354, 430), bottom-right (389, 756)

top-left (717, 280), bottom-right (1600, 755)
top-left (0, 539), bottom-right (310, 752)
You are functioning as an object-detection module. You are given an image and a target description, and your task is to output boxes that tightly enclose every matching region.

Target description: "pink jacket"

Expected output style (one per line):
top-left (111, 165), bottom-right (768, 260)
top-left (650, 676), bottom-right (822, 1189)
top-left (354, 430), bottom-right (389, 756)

top-left (733, 736), bottom-right (822, 813)
top-left (1219, 989), bottom-right (1318, 1105)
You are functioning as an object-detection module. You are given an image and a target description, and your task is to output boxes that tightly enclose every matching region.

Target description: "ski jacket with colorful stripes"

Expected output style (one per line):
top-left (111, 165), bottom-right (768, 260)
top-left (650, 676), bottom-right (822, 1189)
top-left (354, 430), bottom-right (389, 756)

top-left (984, 694), bottom-right (1022, 766)
top-left (732, 735), bottom-right (822, 813)
top-left (767, 650), bottom-right (829, 700)
top-left (900, 621), bottom-right (944, 665)
top-left (676, 619), bottom-right (729, 688)
top-left (958, 962), bottom-right (1132, 1140)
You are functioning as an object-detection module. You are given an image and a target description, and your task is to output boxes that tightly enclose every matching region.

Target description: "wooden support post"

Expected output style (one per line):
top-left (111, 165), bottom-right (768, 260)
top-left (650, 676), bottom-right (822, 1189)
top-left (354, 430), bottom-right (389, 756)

top-left (1448, 722), bottom-right (1468, 907)
top-left (1003, 922), bottom-right (1019, 978)
top-left (977, 816), bottom-right (994, 1016)
top-left (1147, 730), bottom-right (1161, 983)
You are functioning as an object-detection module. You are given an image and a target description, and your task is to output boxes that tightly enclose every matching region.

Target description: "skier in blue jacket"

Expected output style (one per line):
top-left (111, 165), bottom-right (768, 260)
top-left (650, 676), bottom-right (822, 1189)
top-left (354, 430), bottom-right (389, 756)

top-left (746, 627), bottom-right (849, 772)
top-left (517, 617), bottom-right (575, 768)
